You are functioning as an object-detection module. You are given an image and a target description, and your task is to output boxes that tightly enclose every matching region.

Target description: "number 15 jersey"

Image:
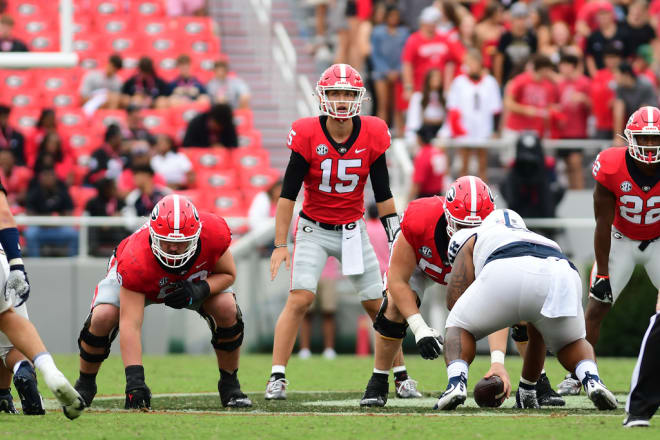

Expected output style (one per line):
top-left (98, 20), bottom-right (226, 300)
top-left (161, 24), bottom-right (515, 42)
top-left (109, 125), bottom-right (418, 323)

top-left (287, 115), bottom-right (391, 224)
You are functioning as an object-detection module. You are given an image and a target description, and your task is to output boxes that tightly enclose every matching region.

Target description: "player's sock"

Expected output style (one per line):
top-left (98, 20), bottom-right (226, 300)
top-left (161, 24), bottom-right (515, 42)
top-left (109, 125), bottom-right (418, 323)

top-left (446, 360), bottom-right (468, 382)
top-left (371, 370), bottom-right (389, 383)
top-left (270, 365), bottom-right (285, 381)
top-left (220, 368), bottom-right (238, 382)
top-left (519, 376), bottom-right (537, 390)
top-left (575, 360), bottom-right (599, 383)
top-left (78, 371), bottom-right (97, 384)
top-left (33, 352), bottom-right (58, 377)
top-left (0, 388), bottom-right (10, 394)
top-left (393, 366), bottom-right (408, 382)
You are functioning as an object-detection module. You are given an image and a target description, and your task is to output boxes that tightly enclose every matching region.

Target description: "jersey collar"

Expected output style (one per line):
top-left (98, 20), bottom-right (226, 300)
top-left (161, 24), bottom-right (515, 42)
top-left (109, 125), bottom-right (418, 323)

top-left (625, 151), bottom-right (660, 192)
top-left (319, 115), bottom-right (362, 156)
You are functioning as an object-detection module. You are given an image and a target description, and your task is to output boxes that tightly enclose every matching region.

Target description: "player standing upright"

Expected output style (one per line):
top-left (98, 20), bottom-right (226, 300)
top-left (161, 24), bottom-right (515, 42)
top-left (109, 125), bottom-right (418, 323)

top-left (74, 194), bottom-right (251, 409)
top-left (266, 64), bottom-right (418, 399)
top-left (558, 106), bottom-right (660, 396)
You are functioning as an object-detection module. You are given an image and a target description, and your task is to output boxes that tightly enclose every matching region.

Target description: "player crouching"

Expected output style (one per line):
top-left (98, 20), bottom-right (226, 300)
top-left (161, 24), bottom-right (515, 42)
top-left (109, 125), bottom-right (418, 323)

top-left (74, 194), bottom-right (251, 410)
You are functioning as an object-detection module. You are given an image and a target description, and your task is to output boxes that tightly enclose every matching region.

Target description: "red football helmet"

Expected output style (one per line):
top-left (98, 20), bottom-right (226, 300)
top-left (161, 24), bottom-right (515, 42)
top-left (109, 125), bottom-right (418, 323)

top-left (316, 63), bottom-right (366, 119)
top-left (149, 194), bottom-right (202, 268)
top-left (443, 176), bottom-right (495, 237)
top-left (624, 105), bottom-right (660, 164)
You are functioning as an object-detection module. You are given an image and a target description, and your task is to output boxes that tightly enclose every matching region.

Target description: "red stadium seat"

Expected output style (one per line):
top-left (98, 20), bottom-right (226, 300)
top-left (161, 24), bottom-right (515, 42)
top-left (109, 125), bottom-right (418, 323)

top-left (101, 35), bottom-right (145, 54)
top-left (180, 36), bottom-right (221, 55)
top-left (190, 53), bottom-right (217, 83)
top-left (56, 108), bottom-right (89, 130)
top-left (36, 69), bottom-right (80, 93)
top-left (61, 128), bottom-right (102, 156)
top-left (69, 186), bottom-right (98, 216)
top-left (8, 107), bottom-right (41, 133)
top-left (233, 147), bottom-right (270, 171)
top-left (78, 53), bottom-right (103, 71)
top-left (73, 35), bottom-right (102, 56)
top-left (137, 18), bottom-right (173, 37)
top-left (240, 168), bottom-right (281, 193)
top-left (7, 1), bottom-right (58, 20)
top-left (208, 190), bottom-right (246, 218)
top-left (0, 70), bottom-right (34, 91)
top-left (26, 31), bottom-right (59, 52)
top-left (174, 17), bottom-right (216, 39)
top-left (12, 18), bottom-right (58, 41)
top-left (172, 190), bottom-right (209, 210)
top-left (92, 0), bottom-right (125, 16)
top-left (93, 110), bottom-right (128, 131)
top-left (195, 169), bottom-right (239, 191)
top-left (169, 101), bottom-right (210, 129)
top-left (7, 90), bottom-right (42, 109)
top-left (96, 15), bottom-right (135, 35)
top-left (238, 130), bottom-right (263, 149)
top-left (152, 53), bottom-right (179, 82)
top-left (42, 89), bottom-right (80, 109)
top-left (72, 15), bottom-right (94, 37)
top-left (144, 34), bottom-right (182, 56)
top-left (183, 147), bottom-right (232, 171)
top-left (140, 109), bottom-right (174, 136)
top-left (233, 108), bottom-right (254, 134)
top-left (130, 0), bottom-right (166, 18)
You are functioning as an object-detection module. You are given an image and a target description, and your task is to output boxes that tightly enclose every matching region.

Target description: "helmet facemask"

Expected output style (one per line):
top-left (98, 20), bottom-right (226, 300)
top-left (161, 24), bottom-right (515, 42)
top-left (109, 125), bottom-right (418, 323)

top-left (625, 131), bottom-right (660, 164)
top-left (150, 227), bottom-right (201, 269)
top-left (317, 85), bottom-right (365, 119)
top-left (444, 210), bottom-right (485, 237)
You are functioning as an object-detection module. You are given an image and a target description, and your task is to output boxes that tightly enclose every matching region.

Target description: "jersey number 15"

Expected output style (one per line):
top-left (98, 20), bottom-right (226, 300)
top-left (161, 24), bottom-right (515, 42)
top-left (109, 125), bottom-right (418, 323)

top-left (319, 158), bottom-right (362, 194)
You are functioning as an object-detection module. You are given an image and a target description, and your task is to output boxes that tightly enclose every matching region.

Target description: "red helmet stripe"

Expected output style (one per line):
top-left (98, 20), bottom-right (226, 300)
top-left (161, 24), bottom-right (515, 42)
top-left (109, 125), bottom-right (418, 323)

top-left (469, 175), bottom-right (477, 214)
top-left (173, 194), bottom-right (180, 232)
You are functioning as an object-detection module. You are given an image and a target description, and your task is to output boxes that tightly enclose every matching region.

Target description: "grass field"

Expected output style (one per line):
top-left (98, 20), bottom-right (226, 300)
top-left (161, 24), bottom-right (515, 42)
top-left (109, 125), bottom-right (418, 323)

top-left (0, 354), bottom-right (651, 439)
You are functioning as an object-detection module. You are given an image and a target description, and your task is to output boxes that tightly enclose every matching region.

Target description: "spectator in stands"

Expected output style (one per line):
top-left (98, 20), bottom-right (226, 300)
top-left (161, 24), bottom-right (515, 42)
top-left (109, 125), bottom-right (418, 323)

top-left (540, 21), bottom-right (583, 64)
top-left (444, 48), bottom-right (501, 182)
top-left (247, 178), bottom-right (282, 232)
top-left (408, 125), bottom-right (447, 201)
top-left (370, 5), bottom-right (409, 136)
top-left (182, 103), bottom-right (238, 148)
top-left (206, 59), bottom-right (250, 110)
top-left (24, 166), bottom-right (78, 257)
top-left (0, 149), bottom-right (31, 208)
top-left (503, 55), bottom-right (559, 139)
top-left (401, 6), bottom-right (461, 98)
top-left (622, 0), bottom-right (656, 57)
top-left (556, 54), bottom-right (591, 190)
top-left (79, 53), bottom-right (123, 113)
top-left (633, 44), bottom-right (658, 88)
top-left (124, 105), bottom-right (156, 145)
top-left (150, 134), bottom-right (194, 190)
top-left (24, 108), bottom-right (57, 167)
top-left (166, 0), bottom-right (207, 16)
top-left (494, 2), bottom-right (537, 86)
top-left (0, 105), bottom-right (25, 165)
top-left (397, 0), bottom-right (434, 31)
top-left (0, 15), bottom-right (28, 52)
top-left (475, 2), bottom-right (505, 71)
top-left (84, 124), bottom-right (128, 185)
top-left (84, 177), bottom-right (126, 257)
top-left (33, 132), bottom-right (75, 186)
top-left (405, 68), bottom-right (445, 145)
top-left (585, 5), bottom-right (629, 77)
top-left (168, 54), bottom-right (209, 107)
top-left (457, 12), bottom-right (477, 52)
top-left (590, 44), bottom-right (622, 140)
top-left (117, 140), bottom-right (167, 197)
top-left (121, 164), bottom-right (169, 218)
top-left (121, 56), bottom-right (170, 109)
top-left (613, 62), bottom-right (658, 146)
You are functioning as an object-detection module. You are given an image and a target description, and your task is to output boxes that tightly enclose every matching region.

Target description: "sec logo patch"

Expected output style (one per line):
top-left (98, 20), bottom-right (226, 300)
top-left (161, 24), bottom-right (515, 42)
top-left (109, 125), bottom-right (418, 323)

top-left (620, 181), bottom-right (632, 192)
top-left (420, 246), bottom-right (432, 258)
top-left (316, 144), bottom-right (328, 155)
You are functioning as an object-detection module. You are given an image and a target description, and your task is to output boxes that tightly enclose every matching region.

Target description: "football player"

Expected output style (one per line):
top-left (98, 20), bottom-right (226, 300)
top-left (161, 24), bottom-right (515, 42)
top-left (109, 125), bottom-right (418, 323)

top-left (558, 105), bottom-right (660, 396)
top-left (73, 194), bottom-right (251, 409)
top-left (0, 184), bottom-right (84, 419)
top-left (266, 63), bottom-right (417, 399)
top-left (435, 209), bottom-right (617, 411)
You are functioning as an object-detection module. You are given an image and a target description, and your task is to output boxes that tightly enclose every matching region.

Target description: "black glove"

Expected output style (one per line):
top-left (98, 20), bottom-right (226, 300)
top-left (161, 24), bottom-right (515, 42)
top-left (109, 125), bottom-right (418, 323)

top-left (163, 279), bottom-right (211, 309)
top-left (125, 365), bottom-right (151, 410)
top-left (416, 335), bottom-right (444, 360)
top-left (590, 275), bottom-right (613, 303)
top-left (381, 214), bottom-right (401, 252)
top-left (7, 264), bottom-right (30, 307)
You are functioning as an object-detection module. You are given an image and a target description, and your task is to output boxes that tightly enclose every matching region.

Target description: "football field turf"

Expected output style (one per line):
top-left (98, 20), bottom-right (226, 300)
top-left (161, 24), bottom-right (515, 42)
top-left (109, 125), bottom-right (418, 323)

top-left (1, 354), bottom-right (650, 439)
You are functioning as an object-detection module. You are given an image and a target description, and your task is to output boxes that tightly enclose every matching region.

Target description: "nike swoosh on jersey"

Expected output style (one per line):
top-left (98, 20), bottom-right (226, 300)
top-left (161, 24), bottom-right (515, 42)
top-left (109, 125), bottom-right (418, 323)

top-left (195, 262), bottom-right (207, 269)
top-left (355, 148), bottom-right (367, 153)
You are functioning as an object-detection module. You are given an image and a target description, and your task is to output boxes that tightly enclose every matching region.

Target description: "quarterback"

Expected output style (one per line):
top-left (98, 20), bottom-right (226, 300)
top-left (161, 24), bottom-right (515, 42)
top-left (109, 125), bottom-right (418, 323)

top-left (74, 194), bottom-right (251, 409)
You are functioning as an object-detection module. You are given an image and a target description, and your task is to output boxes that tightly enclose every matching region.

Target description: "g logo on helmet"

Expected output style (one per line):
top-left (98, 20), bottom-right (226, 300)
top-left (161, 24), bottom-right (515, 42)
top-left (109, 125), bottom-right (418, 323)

top-left (487, 187), bottom-right (495, 203)
top-left (150, 204), bottom-right (160, 221)
top-left (446, 186), bottom-right (456, 202)
top-left (192, 205), bottom-right (200, 221)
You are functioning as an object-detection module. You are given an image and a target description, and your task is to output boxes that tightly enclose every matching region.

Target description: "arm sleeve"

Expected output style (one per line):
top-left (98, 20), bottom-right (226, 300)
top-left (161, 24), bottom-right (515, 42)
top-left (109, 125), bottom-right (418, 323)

top-left (280, 151), bottom-right (310, 201)
top-left (370, 153), bottom-right (393, 203)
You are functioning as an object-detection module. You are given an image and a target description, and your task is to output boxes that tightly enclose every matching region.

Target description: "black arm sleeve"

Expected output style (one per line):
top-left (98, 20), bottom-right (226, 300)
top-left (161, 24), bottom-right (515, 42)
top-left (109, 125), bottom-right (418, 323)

top-left (369, 153), bottom-right (393, 203)
top-left (280, 151), bottom-right (310, 201)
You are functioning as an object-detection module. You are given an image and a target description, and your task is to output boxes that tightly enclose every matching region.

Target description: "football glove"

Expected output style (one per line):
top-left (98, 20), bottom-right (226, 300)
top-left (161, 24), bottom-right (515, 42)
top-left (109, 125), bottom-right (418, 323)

top-left (380, 214), bottom-right (401, 253)
top-left (406, 313), bottom-right (443, 360)
top-left (6, 264), bottom-right (30, 307)
top-left (164, 279), bottom-right (211, 309)
top-left (590, 275), bottom-right (613, 303)
top-left (125, 365), bottom-right (151, 410)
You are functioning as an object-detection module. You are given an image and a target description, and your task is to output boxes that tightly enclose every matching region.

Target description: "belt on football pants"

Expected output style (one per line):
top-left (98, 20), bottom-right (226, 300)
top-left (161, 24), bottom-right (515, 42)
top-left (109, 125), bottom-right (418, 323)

top-left (299, 211), bottom-right (356, 231)
top-left (639, 237), bottom-right (659, 252)
top-left (484, 241), bottom-right (578, 272)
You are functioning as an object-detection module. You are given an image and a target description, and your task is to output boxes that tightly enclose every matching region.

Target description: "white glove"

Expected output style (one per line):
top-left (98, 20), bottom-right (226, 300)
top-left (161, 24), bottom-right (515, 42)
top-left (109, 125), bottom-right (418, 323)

top-left (7, 266), bottom-right (30, 307)
top-left (407, 313), bottom-right (443, 360)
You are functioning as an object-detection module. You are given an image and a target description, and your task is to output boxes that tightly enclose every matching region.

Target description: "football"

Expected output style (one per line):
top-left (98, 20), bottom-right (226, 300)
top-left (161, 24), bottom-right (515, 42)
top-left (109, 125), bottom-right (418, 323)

top-left (473, 375), bottom-right (506, 408)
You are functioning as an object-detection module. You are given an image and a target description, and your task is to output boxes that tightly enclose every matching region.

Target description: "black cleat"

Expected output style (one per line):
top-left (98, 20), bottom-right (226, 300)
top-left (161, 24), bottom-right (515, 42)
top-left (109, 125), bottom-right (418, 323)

top-left (536, 373), bottom-right (565, 407)
top-left (360, 375), bottom-right (388, 407)
top-left (219, 378), bottom-right (252, 408)
top-left (623, 413), bottom-right (650, 428)
top-left (0, 389), bottom-right (18, 414)
top-left (74, 377), bottom-right (97, 408)
top-left (13, 363), bottom-right (45, 415)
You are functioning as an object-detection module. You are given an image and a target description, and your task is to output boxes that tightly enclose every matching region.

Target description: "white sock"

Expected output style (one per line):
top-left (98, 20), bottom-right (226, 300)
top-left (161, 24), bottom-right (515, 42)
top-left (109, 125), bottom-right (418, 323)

top-left (33, 352), bottom-right (58, 378)
top-left (575, 360), bottom-right (599, 383)
top-left (373, 368), bottom-right (389, 375)
top-left (392, 366), bottom-right (407, 374)
top-left (447, 360), bottom-right (468, 381)
top-left (271, 365), bottom-right (286, 376)
top-left (520, 377), bottom-right (537, 387)
top-left (12, 360), bottom-right (26, 375)
top-left (541, 369), bottom-right (546, 375)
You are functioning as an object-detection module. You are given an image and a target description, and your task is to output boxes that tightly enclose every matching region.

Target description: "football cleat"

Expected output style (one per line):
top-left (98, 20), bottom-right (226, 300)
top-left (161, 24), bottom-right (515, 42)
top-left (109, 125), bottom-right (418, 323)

top-left (395, 378), bottom-right (422, 399)
top-left (13, 362), bottom-right (45, 415)
top-left (74, 377), bottom-right (97, 408)
top-left (264, 377), bottom-right (288, 400)
top-left (0, 388), bottom-right (18, 414)
top-left (557, 373), bottom-right (581, 396)
top-left (322, 348), bottom-right (337, 360)
top-left (623, 414), bottom-right (650, 428)
top-left (536, 373), bottom-right (565, 407)
top-left (218, 379), bottom-right (252, 408)
top-left (360, 376), bottom-right (388, 407)
top-left (515, 387), bottom-right (540, 409)
top-left (43, 370), bottom-right (85, 420)
top-left (583, 373), bottom-right (617, 410)
top-left (433, 373), bottom-right (467, 410)
top-left (298, 348), bottom-right (312, 360)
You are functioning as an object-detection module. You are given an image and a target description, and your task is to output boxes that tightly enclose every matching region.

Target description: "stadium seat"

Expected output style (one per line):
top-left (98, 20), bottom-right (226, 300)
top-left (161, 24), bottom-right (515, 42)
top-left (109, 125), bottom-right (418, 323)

top-left (41, 89), bottom-right (80, 109)
top-left (96, 14), bottom-right (135, 36)
top-left (137, 18), bottom-right (173, 37)
top-left (240, 168), bottom-right (281, 193)
top-left (238, 130), bottom-right (263, 149)
top-left (152, 53), bottom-right (179, 82)
top-left (0, 70), bottom-right (34, 91)
top-left (56, 108), bottom-right (89, 131)
top-left (7, 1), bottom-right (58, 20)
top-left (91, 0), bottom-right (125, 16)
top-left (144, 34), bottom-right (182, 56)
top-left (173, 189), bottom-right (208, 210)
top-left (130, 0), bottom-right (166, 18)
top-left (69, 186), bottom-right (98, 216)
top-left (7, 90), bottom-right (43, 109)
top-left (12, 18), bottom-right (58, 41)
top-left (233, 147), bottom-right (270, 172)
top-left (140, 109), bottom-right (174, 136)
top-left (100, 35), bottom-right (145, 55)
top-left (233, 108), bottom-right (254, 134)
top-left (27, 31), bottom-right (60, 52)
top-left (72, 15), bottom-right (94, 37)
top-left (62, 129), bottom-right (102, 157)
top-left (8, 107), bottom-right (41, 133)
top-left (169, 101), bottom-right (210, 129)
top-left (190, 53), bottom-right (217, 83)
top-left (195, 169), bottom-right (239, 191)
top-left (78, 53), bottom-right (103, 71)
top-left (208, 190), bottom-right (246, 218)
top-left (174, 17), bottom-right (216, 39)
top-left (92, 110), bottom-right (128, 132)
top-left (73, 35), bottom-right (102, 57)
top-left (183, 147), bottom-right (232, 171)
top-left (36, 69), bottom-right (80, 94)
top-left (180, 36), bottom-right (221, 55)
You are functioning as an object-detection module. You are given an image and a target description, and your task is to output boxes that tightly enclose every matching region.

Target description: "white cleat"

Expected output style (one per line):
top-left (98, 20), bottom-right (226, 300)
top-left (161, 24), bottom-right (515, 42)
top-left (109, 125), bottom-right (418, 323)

top-left (44, 371), bottom-right (85, 420)
top-left (433, 374), bottom-right (467, 410)
top-left (264, 377), bottom-right (289, 400)
top-left (557, 373), bottom-right (581, 396)
top-left (322, 348), bottom-right (337, 360)
top-left (583, 373), bottom-right (617, 410)
top-left (298, 348), bottom-right (312, 360)
top-left (395, 378), bottom-right (422, 398)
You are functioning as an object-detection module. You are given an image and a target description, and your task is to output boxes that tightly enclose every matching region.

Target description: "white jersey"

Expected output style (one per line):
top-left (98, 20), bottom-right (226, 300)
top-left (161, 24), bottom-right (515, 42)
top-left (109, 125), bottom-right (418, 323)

top-left (448, 210), bottom-right (561, 277)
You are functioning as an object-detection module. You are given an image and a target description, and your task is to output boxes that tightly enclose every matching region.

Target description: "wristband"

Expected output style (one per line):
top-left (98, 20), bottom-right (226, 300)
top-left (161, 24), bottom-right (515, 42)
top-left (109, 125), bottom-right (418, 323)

top-left (595, 274), bottom-right (609, 279)
top-left (490, 350), bottom-right (505, 365)
top-left (406, 313), bottom-right (428, 336)
top-left (274, 243), bottom-right (288, 248)
top-left (0, 227), bottom-right (22, 261)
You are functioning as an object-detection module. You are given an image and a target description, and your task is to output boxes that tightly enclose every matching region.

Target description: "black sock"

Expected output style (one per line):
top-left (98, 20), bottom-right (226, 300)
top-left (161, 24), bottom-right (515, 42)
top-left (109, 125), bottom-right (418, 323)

top-left (220, 369), bottom-right (239, 385)
top-left (79, 372), bottom-right (97, 383)
top-left (394, 370), bottom-right (408, 382)
top-left (271, 372), bottom-right (285, 381)
top-left (0, 388), bottom-right (10, 395)
top-left (571, 372), bottom-right (578, 380)
top-left (371, 372), bottom-right (388, 384)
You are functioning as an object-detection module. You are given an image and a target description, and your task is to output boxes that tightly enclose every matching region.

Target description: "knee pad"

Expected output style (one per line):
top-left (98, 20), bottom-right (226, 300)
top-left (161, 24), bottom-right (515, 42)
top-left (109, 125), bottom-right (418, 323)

top-left (511, 323), bottom-right (528, 343)
top-left (373, 295), bottom-right (408, 340)
top-left (199, 303), bottom-right (245, 352)
top-left (78, 312), bottom-right (118, 363)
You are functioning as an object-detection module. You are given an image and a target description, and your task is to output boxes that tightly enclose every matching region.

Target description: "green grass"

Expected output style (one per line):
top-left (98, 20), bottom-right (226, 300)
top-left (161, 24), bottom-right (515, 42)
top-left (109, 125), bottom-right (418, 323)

top-left (0, 354), bottom-right (652, 439)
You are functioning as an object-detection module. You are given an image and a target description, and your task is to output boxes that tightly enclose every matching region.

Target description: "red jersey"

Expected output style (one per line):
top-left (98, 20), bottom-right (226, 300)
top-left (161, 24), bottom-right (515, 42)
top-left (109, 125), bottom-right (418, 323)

top-left (505, 71), bottom-right (559, 138)
top-left (401, 31), bottom-right (462, 91)
top-left (116, 211), bottom-right (231, 302)
top-left (590, 69), bottom-right (615, 130)
top-left (288, 116), bottom-right (390, 224)
top-left (592, 147), bottom-right (660, 241)
top-left (398, 196), bottom-right (452, 285)
top-left (557, 75), bottom-right (591, 139)
top-left (412, 145), bottom-right (447, 196)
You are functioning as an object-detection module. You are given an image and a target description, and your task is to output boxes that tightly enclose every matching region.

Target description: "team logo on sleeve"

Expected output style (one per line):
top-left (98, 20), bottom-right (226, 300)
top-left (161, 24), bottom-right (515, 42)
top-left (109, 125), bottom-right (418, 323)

top-left (420, 246), bottom-right (432, 258)
top-left (446, 186), bottom-right (456, 202)
top-left (620, 181), bottom-right (632, 192)
top-left (316, 144), bottom-right (328, 155)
